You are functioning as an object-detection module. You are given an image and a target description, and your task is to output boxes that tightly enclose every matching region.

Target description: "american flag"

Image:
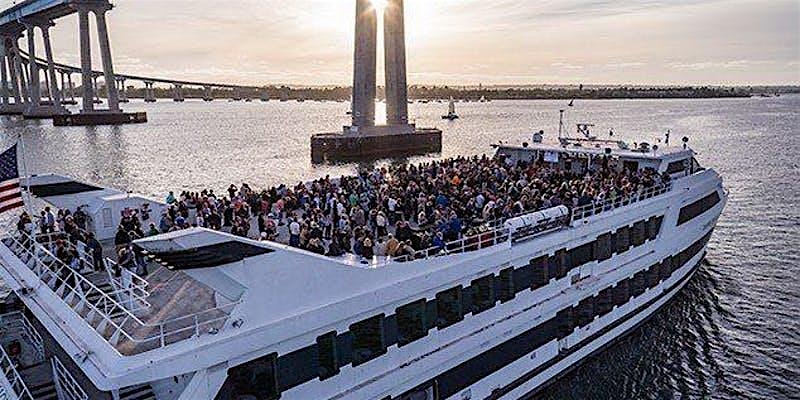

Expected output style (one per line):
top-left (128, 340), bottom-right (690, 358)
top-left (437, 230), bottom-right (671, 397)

top-left (0, 144), bottom-right (23, 214)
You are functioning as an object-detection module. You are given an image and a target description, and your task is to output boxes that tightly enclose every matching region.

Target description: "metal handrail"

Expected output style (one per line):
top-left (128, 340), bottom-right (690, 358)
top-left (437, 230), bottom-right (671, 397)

top-left (4, 231), bottom-right (240, 353)
top-left (0, 341), bottom-right (34, 400)
top-left (51, 357), bottom-right (88, 400)
top-left (570, 183), bottom-right (672, 223)
top-left (393, 226), bottom-right (511, 262)
top-left (0, 312), bottom-right (45, 364)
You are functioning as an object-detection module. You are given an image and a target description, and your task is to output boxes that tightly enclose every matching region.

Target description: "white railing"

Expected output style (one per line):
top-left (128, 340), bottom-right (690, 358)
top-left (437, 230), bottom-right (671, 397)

top-left (393, 226), bottom-right (511, 262)
top-left (33, 232), bottom-right (97, 273)
top-left (3, 231), bottom-right (240, 353)
top-left (570, 183), bottom-right (673, 223)
top-left (0, 342), bottom-right (34, 400)
top-left (51, 357), bottom-right (88, 400)
top-left (104, 258), bottom-right (150, 311)
top-left (0, 312), bottom-right (44, 365)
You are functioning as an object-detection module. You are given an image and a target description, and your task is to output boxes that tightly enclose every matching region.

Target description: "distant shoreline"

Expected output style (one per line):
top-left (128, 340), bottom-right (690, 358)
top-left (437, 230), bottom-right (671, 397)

top-left (100, 85), bottom-right (796, 102)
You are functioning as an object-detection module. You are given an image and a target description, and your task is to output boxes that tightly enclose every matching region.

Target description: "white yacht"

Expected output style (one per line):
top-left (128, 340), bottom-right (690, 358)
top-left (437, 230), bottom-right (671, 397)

top-left (0, 136), bottom-right (726, 400)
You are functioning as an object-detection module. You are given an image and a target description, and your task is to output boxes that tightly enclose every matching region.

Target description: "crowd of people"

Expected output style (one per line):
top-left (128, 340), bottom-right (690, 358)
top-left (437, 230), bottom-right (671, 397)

top-left (153, 153), bottom-right (669, 260)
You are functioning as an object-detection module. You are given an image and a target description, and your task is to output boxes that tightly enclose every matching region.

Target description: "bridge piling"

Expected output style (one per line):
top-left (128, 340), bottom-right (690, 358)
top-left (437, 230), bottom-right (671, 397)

top-left (77, 7), bottom-right (93, 112)
top-left (93, 6), bottom-right (119, 111)
top-left (173, 84), bottom-right (184, 102)
top-left (40, 24), bottom-right (66, 112)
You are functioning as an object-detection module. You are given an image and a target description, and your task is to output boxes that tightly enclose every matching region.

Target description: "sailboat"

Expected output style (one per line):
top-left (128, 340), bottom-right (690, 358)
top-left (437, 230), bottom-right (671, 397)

top-left (442, 97), bottom-right (459, 120)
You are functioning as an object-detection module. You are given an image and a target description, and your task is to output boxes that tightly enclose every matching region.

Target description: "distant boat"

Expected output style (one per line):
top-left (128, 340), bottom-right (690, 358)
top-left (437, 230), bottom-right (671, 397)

top-left (442, 97), bottom-right (459, 120)
top-left (479, 96), bottom-right (488, 103)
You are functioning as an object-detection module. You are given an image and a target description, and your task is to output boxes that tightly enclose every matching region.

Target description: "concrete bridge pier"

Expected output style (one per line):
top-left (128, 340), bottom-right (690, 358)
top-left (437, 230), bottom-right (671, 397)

top-left (0, 36), bottom-right (24, 114)
top-left (260, 88), bottom-right (269, 102)
top-left (23, 22), bottom-right (69, 119)
top-left (232, 87), bottom-right (242, 101)
top-left (117, 77), bottom-right (129, 102)
top-left (54, 2), bottom-right (146, 125)
top-left (172, 84), bottom-right (184, 102)
top-left (91, 74), bottom-right (102, 103)
top-left (10, 38), bottom-right (29, 107)
top-left (143, 81), bottom-right (156, 102)
top-left (203, 85), bottom-right (213, 101)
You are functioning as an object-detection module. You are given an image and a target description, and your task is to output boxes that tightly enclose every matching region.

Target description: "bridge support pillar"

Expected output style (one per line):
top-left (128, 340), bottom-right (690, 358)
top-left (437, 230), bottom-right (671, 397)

top-left (40, 24), bottom-right (67, 114)
top-left (24, 25), bottom-right (41, 110)
top-left (78, 7), bottom-right (94, 112)
top-left (0, 38), bottom-right (22, 114)
top-left (117, 77), bottom-right (128, 102)
top-left (232, 87), bottom-right (242, 101)
top-left (93, 8), bottom-right (119, 111)
top-left (172, 84), bottom-right (184, 102)
top-left (260, 88), bottom-right (269, 102)
top-left (144, 81), bottom-right (156, 102)
top-left (203, 86), bottom-right (213, 101)
top-left (10, 39), bottom-right (28, 107)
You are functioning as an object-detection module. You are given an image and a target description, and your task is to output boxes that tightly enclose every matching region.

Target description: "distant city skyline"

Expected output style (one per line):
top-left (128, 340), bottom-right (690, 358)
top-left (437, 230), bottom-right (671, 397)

top-left (23, 0), bottom-right (800, 86)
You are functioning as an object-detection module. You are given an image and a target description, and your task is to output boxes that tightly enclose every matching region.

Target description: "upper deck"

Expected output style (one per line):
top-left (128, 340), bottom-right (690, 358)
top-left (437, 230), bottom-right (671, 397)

top-left (0, 140), bottom-right (701, 389)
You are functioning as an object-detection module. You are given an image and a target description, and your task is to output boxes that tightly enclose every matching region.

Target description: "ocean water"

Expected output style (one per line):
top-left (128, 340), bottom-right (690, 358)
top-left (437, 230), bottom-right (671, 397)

top-left (1, 95), bottom-right (798, 399)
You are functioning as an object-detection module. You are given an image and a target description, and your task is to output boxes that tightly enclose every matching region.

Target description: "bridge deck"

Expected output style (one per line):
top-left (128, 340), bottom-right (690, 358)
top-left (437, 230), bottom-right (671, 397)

top-left (0, 0), bottom-right (75, 33)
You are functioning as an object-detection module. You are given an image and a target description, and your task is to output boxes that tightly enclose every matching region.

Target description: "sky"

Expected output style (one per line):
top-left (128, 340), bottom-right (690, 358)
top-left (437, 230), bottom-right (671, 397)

top-left (16, 0), bottom-right (800, 86)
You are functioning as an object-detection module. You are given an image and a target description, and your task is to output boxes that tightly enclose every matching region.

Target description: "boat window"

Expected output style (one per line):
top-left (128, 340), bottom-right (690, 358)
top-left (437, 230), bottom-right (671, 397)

top-left (631, 271), bottom-right (647, 297)
top-left (436, 286), bottom-right (463, 329)
top-left (556, 307), bottom-right (575, 339)
top-left (531, 256), bottom-right (549, 289)
top-left (350, 314), bottom-right (386, 366)
top-left (102, 207), bottom-right (113, 228)
top-left (471, 275), bottom-right (496, 314)
top-left (316, 332), bottom-right (339, 380)
top-left (612, 279), bottom-right (630, 306)
top-left (659, 258), bottom-right (673, 281)
top-left (396, 299), bottom-right (428, 347)
top-left (678, 191), bottom-right (721, 225)
top-left (497, 267), bottom-right (515, 303)
top-left (575, 297), bottom-right (595, 328)
top-left (645, 264), bottom-right (661, 288)
top-left (596, 287), bottom-right (614, 317)
top-left (569, 242), bottom-right (594, 269)
top-left (646, 216), bottom-right (663, 241)
top-left (549, 249), bottom-right (569, 280)
top-left (399, 381), bottom-right (439, 400)
top-left (226, 353), bottom-right (280, 400)
top-left (666, 159), bottom-right (689, 175)
top-left (631, 220), bottom-right (646, 246)
top-left (614, 226), bottom-right (631, 254)
top-left (594, 233), bottom-right (612, 262)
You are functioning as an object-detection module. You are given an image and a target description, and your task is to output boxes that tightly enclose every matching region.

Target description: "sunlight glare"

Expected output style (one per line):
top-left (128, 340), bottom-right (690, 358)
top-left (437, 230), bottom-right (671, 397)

top-left (371, 0), bottom-right (388, 13)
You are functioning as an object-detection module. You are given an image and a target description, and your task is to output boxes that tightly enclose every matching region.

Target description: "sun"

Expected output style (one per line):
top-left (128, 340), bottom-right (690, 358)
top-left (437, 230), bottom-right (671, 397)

top-left (370, 0), bottom-right (388, 12)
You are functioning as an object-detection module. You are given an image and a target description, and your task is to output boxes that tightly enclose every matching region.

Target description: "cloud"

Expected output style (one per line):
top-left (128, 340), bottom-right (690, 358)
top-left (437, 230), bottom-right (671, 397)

top-left (605, 62), bottom-right (647, 69)
top-left (669, 59), bottom-right (776, 70)
top-left (551, 62), bottom-right (584, 70)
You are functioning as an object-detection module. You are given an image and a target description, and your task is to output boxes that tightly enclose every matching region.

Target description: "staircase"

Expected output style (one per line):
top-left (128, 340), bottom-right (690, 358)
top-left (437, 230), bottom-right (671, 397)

top-left (28, 381), bottom-right (57, 400)
top-left (1, 236), bottom-right (138, 346)
top-left (119, 384), bottom-right (156, 400)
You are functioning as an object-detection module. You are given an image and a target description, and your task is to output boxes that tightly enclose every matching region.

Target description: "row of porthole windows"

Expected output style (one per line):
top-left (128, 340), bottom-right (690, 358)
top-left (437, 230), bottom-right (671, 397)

top-left (217, 214), bottom-right (669, 400)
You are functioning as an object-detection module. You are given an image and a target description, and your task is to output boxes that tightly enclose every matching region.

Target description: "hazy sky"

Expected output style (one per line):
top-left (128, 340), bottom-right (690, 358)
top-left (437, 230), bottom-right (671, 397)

top-left (24, 0), bottom-right (800, 86)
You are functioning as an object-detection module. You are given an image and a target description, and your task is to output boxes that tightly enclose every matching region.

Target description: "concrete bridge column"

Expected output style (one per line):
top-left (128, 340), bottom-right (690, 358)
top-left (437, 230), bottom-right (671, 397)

top-left (117, 77), bottom-right (128, 102)
top-left (203, 86), bottom-right (213, 101)
top-left (383, 0), bottom-right (409, 126)
top-left (233, 87), bottom-right (242, 101)
top-left (93, 7), bottom-right (120, 111)
top-left (66, 72), bottom-right (75, 101)
top-left (143, 81), bottom-right (156, 102)
top-left (0, 40), bottom-right (8, 107)
top-left (9, 38), bottom-right (27, 105)
top-left (260, 88), bottom-right (269, 102)
top-left (40, 23), bottom-right (64, 109)
top-left (92, 74), bottom-right (100, 102)
top-left (25, 25), bottom-right (41, 109)
top-left (78, 7), bottom-right (93, 112)
top-left (351, 0), bottom-right (378, 128)
top-left (172, 84), bottom-right (184, 102)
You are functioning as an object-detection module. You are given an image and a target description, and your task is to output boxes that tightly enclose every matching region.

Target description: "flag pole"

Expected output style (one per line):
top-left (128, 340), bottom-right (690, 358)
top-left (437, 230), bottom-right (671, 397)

top-left (17, 133), bottom-right (34, 219)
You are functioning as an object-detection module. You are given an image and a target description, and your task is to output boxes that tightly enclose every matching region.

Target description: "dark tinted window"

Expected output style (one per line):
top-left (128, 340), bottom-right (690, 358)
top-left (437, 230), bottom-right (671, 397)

top-left (614, 226), bottom-right (631, 254)
top-left (575, 297), bottom-right (595, 327)
top-left (613, 279), bottom-right (630, 306)
top-left (436, 286), bottom-right (463, 329)
top-left (497, 268), bottom-right (515, 303)
top-left (226, 353), bottom-right (279, 400)
top-left (531, 256), bottom-right (549, 289)
top-left (678, 191), bottom-right (721, 225)
top-left (396, 300), bottom-right (428, 347)
top-left (569, 242), bottom-right (594, 269)
top-left (631, 220), bottom-right (646, 246)
top-left (350, 315), bottom-right (386, 366)
top-left (556, 307), bottom-right (575, 338)
top-left (666, 159), bottom-right (689, 174)
top-left (471, 275), bottom-right (496, 314)
top-left (646, 264), bottom-right (661, 288)
top-left (631, 271), bottom-right (647, 297)
top-left (596, 288), bottom-right (614, 316)
top-left (659, 258), bottom-right (673, 281)
top-left (646, 216), bottom-right (663, 241)
top-left (595, 233), bottom-right (612, 262)
top-left (316, 332), bottom-right (339, 380)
